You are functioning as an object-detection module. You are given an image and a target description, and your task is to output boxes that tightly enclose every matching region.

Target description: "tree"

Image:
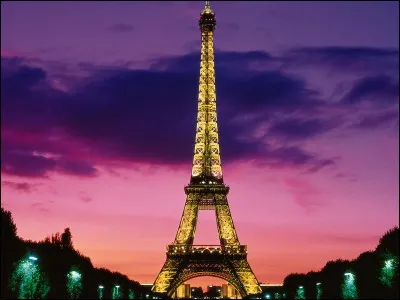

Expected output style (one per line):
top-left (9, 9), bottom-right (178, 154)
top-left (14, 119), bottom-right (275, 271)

top-left (61, 228), bottom-right (73, 249)
top-left (1, 207), bottom-right (18, 240)
top-left (376, 227), bottom-right (399, 256)
top-left (51, 232), bottom-right (61, 246)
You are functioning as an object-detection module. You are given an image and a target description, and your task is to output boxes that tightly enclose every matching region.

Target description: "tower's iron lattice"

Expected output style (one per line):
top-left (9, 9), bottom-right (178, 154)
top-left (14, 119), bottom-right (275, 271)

top-left (152, 2), bottom-right (262, 298)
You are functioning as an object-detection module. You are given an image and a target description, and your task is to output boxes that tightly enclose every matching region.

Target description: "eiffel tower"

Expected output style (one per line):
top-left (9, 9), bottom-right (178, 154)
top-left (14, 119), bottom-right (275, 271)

top-left (152, 1), bottom-right (262, 298)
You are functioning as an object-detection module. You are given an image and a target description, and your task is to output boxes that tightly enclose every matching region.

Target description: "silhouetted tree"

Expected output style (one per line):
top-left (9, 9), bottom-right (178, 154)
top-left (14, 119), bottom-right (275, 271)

top-left (376, 227), bottom-right (399, 256)
top-left (319, 259), bottom-right (352, 299)
top-left (51, 232), bottom-right (62, 246)
top-left (1, 207), bottom-right (18, 240)
top-left (61, 228), bottom-right (73, 249)
top-left (283, 273), bottom-right (307, 299)
top-left (376, 227), bottom-right (399, 299)
top-left (1, 209), bottom-right (143, 299)
top-left (1, 208), bottom-right (24, 299)
top-left (353, 251), bottom-right (380, 299)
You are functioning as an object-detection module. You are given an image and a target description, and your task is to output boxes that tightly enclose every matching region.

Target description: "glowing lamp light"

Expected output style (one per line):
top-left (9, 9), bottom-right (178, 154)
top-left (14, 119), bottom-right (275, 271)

top-left (115, 285), bottom-right (120, 288)
top-left (316, 282), bottom-right (321, 286)
top-left (299, 286), bottom-right (304, 289)
top-left (70, 271), bottom-right (81, 279)
top-left (99, 285), bottom-right (104, 289)
top-left (344, 272), bottom-right (355, 278)
top-left (28, 256), bottom-right (38, 261)
top-left (385, 259), bottom-right (394, 268)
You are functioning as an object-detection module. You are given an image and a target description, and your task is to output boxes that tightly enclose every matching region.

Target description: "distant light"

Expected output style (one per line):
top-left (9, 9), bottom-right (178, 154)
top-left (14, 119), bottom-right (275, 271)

top-left (115, 285), bottom-right (120, 288)
top-left (344, 272), bottom-right (354, 277)
top-left (316, 282), bottom-right (321, 286)
top-left (29, 256), bottom-right (38, 261)
top-left (70, 270), bottom-right (81, 279)
top-left (99, 285), bottom-right (104, 289)
top-left (299, 286), bottom-right (304, 289)
top-left (385, 259), bottom-right (394, 268)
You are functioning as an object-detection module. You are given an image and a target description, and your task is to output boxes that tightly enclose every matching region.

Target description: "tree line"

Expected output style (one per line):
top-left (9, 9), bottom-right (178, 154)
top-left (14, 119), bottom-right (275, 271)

top-left (1, 207), bottom-right (147, 299)
top-left (282, 227), bottom-right (399, 299)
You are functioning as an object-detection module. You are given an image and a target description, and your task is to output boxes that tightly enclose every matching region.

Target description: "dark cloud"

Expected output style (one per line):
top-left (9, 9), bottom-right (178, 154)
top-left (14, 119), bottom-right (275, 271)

top-left (259, 145), bottom-right (337, 173)
top-left (1, 51), bottom-right (346, 178)
top-left (1, 139), bottom-right (99, 178)
top-left (351, 110), bottom-right (399, 130)
top-left (2, 149), bottom-right (57, 178)
top-left (342, 75), bottom-right (399, 105)
top-left (2, 181), bottom-right (40, 193)
top-left (268, 118), bottom-right (336, 140)
top-left (60, 52), bottom-right (326, 167)
top-left (283, 46), bottom-right (399, 74)
top-left (57, 160), bottom-right (98, 177)
top-left (1, 58), bottom-right (67, 132)
top-left (151, 50), bottom-right (276, 73)
top-left (108, 23), bottom-right (134, 33)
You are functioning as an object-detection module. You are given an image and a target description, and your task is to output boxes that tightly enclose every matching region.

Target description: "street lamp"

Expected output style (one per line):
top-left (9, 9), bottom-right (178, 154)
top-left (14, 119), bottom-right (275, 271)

top-left (316, 282), bottom-right (322, 299)
top-left (113, 284), bottom-right (121, 299)
top-left (70, 271), bottom-right (81, 279)
top-left (385, 258), bottom-right (394, 268)
top-left (296, 285), bottom-right (305, 299)
top-left (98, 285), bottom-right (104, 299)
top-left (67, 269), bottom-right (83, 299)
top-left (380, 257), bottom-right (397, 287)
top-left (342, 271), bottom-right (357, 299)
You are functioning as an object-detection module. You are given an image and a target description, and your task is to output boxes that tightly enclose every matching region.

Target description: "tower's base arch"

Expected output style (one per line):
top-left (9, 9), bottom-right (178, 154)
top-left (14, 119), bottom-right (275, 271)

top-left (152, 245), bottom-right (262, 299)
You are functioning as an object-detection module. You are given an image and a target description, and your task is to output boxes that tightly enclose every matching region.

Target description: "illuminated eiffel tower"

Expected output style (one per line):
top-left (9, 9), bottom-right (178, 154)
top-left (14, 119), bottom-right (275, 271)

top-left (152, 2), bottom-right (262, 298)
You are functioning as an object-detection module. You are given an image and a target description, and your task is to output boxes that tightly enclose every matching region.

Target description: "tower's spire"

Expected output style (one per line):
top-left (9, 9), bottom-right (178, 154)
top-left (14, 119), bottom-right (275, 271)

top-left (202, 0), bottom-right (213, 15)
top-left (192, 0), bottom-right (219, 184)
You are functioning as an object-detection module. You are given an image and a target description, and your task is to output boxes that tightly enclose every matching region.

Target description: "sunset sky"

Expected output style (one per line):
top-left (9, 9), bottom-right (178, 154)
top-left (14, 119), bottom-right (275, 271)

top-left (1, 1), bottom-right (399, 288)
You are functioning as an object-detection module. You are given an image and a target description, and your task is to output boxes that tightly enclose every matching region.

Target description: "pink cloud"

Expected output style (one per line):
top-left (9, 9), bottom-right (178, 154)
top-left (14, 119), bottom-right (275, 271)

top-left (284, 177), bottom-right (327, 212)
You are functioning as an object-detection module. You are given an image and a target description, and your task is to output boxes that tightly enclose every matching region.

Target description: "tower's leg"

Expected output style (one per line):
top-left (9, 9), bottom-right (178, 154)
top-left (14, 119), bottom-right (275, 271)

top-left (152, 256), bottom-right (181, 296)
top-left (229, 258), bottom-right (263, 296)
top-left (215, 194), bottom-right (240, 245)
top-left (174, 193), bottom-right (200, 245)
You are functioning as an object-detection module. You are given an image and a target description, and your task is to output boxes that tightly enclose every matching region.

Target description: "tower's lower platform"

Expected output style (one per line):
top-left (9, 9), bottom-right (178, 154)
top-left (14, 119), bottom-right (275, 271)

top-left (151, 244), bottom-right (262, 298)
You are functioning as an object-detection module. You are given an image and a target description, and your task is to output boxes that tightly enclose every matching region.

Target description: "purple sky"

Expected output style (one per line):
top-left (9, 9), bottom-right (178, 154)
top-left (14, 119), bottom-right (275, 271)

top-left (1, 1), bottom-right (399, 287)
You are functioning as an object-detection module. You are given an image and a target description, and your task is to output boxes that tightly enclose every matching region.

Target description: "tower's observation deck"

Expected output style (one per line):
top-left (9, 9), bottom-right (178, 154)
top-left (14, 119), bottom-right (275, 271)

top-left (199, 1), bottom-right (216, 31)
